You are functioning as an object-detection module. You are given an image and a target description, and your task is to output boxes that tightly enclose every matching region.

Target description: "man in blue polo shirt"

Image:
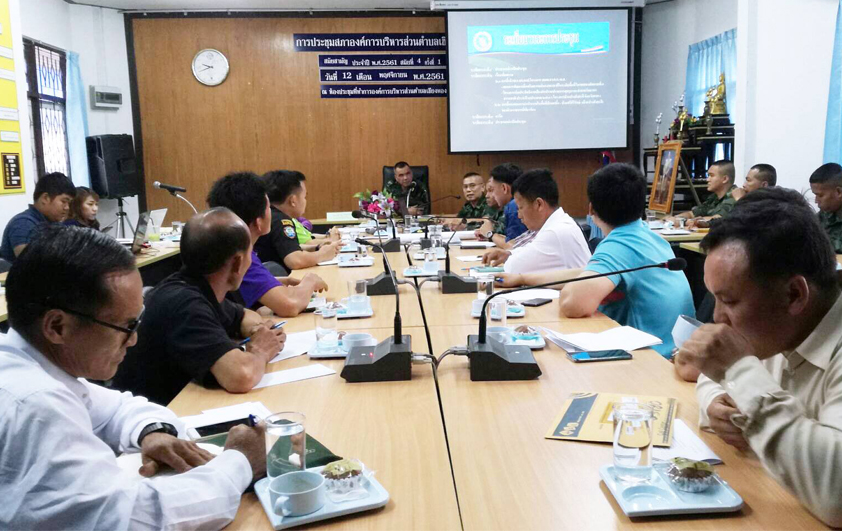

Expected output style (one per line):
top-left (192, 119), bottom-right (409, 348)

top-left (1, 172), bottom-right (75, 262)
top-left (497, 163), bottom-right (694, 359)
top-left (207, 172), bottom-right (327, 317)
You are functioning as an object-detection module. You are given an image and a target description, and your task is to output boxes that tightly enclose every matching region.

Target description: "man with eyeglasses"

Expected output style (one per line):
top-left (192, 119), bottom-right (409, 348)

top-left (0, 224), bottom-right (268, 529)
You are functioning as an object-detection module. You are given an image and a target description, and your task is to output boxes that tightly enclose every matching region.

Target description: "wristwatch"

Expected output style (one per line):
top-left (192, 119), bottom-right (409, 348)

top-left (485, 231), bottom-right (494, 240)
top-left (138, 422), bottom-right (178, 446)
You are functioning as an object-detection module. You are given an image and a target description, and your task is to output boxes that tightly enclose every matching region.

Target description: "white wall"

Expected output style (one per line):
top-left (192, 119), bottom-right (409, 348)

top-left (16, 0), bottom-right (138, 234)
top-left (0, 0), bottom-right (36, 232)
top-left (639, 0), bottom-right (737, 162)
top-left (735, 0), bottom-right (838, 196)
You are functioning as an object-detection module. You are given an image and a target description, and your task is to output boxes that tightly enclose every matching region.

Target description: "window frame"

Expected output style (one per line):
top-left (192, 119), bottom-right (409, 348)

top-left (23, 37), bottom-right (70, 179)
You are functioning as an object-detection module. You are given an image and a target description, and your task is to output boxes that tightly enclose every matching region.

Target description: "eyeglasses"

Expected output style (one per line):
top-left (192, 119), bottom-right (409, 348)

top-left (58, 305), bottom-right (145, 341)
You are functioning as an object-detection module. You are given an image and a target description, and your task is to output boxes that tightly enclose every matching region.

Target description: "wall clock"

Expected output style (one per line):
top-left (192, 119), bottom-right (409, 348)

top-left (191, 49), bottom-right (229, 87)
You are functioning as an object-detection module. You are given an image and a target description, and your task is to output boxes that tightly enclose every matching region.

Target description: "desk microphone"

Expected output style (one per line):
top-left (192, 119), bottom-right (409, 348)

top-left (351, 210), bottom-right (402, 252)
top-left (153, 181), bottom-right (198, 214)
top-left (341, 238), bottom-right (411, 383)
top-left (463, 258), bottom-right (687, 381)
top-left (437, 228), bottom-right (478, 294)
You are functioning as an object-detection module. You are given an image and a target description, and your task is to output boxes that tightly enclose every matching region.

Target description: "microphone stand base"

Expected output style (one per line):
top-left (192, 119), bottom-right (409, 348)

top-left (466, 335), bottom-right (542, 381)
top-left (366, 273), bottom-right (397, 296)
top-left (341, 335), bottom-right (412, 382)
top-left (439, 271), bottom-right (478, 294)
top-left (381, 238), bottom-right (402, 253)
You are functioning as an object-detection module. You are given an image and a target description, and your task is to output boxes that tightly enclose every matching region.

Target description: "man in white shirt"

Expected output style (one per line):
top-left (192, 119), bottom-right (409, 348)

top-left (0, 224), bottom-right (266, 529)
top-left (678, 188), bottom-right (842, 527)
top-left (481, 168), bottom-right (590, 274)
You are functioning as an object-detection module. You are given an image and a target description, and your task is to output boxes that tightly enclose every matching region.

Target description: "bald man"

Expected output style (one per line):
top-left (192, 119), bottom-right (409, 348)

top-left (112, 207), bottom-right (285, 406)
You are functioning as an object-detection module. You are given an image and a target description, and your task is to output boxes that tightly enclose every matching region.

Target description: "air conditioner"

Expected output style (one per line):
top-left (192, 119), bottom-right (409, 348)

top-left (90, 85), bottom-right (122, 110)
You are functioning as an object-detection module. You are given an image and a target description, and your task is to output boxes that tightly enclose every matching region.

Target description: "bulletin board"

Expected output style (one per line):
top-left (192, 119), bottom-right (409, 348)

top-left (0, 0), bottom-right (24, 196)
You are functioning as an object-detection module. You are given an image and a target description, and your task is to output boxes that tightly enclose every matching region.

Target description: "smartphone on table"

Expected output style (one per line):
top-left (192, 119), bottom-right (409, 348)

top-left (566, 349), bottom-right (633, 362)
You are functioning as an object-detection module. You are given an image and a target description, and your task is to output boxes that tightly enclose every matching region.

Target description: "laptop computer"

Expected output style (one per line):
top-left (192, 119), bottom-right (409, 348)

top-left (131, 212), bottom-right (152, 254)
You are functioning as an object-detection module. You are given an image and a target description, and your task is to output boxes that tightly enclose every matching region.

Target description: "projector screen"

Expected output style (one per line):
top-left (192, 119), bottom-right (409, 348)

top-left (446, 9), bottom-right (630, 153)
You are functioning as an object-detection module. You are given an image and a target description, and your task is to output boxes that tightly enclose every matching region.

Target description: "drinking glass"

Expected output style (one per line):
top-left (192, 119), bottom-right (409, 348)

top-left (265, 412), bottom-right (307, 479)
top-left (347, 280), bottom-right (368, 313)
top-left (612, 403), bottom-right (654, 484)
top-left (489, 299), bottom-right (507, 327)
top-left (423, 248), bottom-right (439, 274)
top-left (477, 273), bottom-right (494, 300)
top-left (315, 308), bottom-right (338, 352)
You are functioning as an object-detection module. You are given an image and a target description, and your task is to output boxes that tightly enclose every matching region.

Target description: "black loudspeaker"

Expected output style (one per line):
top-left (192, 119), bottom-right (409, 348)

top-left (86, 134), bottom-right (143, 199)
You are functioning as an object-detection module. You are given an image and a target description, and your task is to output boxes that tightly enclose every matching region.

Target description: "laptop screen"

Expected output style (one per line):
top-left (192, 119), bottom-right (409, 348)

top-left (132, 212), bottom-right (151, 254)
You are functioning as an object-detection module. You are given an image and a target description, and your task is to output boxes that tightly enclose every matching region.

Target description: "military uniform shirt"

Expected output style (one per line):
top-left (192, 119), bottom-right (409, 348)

top-left (691, 185), bottom-right (738, 218)
top-left (819, 210), bottom-right (842, 253)
top-left (384, 179), bottom-right (430, 215)
top-left (457, 197), bottom-right (490, 229)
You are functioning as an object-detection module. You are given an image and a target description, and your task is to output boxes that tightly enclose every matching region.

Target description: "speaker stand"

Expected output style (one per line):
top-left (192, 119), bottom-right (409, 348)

top-left (115, 197), bottom-right (135, 239)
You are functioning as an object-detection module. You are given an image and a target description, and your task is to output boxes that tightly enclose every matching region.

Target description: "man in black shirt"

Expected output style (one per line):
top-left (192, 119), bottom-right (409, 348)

top-left (112, 208), bottom-right (285, 405)
top-left (255, 170), bottom-right (341, 274)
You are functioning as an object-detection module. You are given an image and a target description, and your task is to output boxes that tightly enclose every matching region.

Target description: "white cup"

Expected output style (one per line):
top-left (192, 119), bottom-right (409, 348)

top-left (342, 332), bottom-right (375, 352)
top-left (489, 299), bottom-right (507, 326)
top-left (671, 314), bottom-right (703, 349)
top-left (471, 298), bottom-right (485, 315)
top-left (423, 249), bottom-right (439, 274)
top-left (269, 470), bottom-right (326, 517)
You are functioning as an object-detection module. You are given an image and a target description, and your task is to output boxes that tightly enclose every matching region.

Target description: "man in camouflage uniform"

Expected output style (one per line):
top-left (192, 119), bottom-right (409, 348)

top-left (809, 163), bottom-right (842, 253)
top-left (669, 160), bottom-right (738, 228)
top-left (385, 161), bottom-right (430, 216)
top-left (448, 172), bottom-right (490, 230)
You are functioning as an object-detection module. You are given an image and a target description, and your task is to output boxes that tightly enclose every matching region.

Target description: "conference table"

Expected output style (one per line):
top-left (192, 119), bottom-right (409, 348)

top-left (166, 235), bottom-right (825, 530)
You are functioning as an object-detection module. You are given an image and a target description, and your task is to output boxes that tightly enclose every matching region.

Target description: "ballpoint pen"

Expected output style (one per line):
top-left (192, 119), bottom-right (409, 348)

top-left (239, 320), bottom-right (287, 346)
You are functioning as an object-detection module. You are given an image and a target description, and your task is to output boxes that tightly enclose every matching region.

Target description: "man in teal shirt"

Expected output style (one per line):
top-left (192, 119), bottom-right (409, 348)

top-left (497, 164), bottom-right (695, 360)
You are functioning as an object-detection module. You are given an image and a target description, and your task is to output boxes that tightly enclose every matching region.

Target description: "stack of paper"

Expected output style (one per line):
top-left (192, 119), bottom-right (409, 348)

top-left (253, 364), bottom-right (335, 389)
top-left (540, 325), bottom-right (662, 352)
top-left (652, 419), bottom-right (723, 464)
top-left (326, 211), bottom-right (356, 222)
top-left (179, 401), bottom-right (274, 437)
top-left (270, 330), bottom-right (317, 363)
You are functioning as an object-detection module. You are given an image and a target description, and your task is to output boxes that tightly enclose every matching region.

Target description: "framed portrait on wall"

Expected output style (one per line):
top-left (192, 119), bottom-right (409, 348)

top-left (649, 141), bottom-right (682, 213)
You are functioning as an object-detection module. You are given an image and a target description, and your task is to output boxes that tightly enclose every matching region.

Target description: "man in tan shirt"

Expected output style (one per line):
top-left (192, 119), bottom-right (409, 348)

top-left (679, 187), bottom-right (842, 527)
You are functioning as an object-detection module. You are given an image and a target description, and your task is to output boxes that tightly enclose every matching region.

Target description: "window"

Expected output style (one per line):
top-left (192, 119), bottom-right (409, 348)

top-left (23, 38), bottom-right (70, 179)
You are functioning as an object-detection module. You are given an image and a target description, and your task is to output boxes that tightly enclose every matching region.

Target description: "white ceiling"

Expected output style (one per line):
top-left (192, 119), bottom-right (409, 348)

top-left (66, 0), bottom-right (432, 11)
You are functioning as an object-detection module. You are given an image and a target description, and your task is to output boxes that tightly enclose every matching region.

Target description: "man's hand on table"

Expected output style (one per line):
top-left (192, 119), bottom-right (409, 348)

top-left (301, 272), bottom-right (328, 292)
top-left (482, 249), bottom-right (510, 266)
top-left (224, 424), bottom-right (267, 480)
top-left (494, 273), bottom-right (523, 288)
top-left (139, 433), bottom-right (216, 477)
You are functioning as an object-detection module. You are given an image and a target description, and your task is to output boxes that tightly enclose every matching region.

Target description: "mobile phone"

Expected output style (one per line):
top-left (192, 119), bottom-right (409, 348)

top-left (521, 298), bottom-right (552, 307)
top-left (566, 349), bottom-right (633, 363)
top-left (191, 417), bottom-right (251, 438)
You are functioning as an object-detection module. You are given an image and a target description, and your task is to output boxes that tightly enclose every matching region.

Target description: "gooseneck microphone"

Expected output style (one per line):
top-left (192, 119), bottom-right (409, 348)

top-left (340, 238), bottom-right (412, 383)
top-left (437, 228), bottom-right (479, 294)
top-left (464, 258), bottom-right (687, 382)
top-left (153, 181), bottom-right (186, 193)
top-left (152, 181), bottom-right (197, 214)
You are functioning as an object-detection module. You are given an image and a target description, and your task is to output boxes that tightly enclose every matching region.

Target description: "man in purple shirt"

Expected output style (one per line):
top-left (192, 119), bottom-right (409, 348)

top-left (207, 172), bottom-right (327, 316)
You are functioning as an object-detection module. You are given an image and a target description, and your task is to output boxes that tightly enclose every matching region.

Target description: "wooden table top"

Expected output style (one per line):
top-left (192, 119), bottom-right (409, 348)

top-left (657, 231), bottom-right (707, 243)
top-left (167, 327), bottom-right (462, 531)
top-left (432, 323), bottom-right (822, 530)
top-left (682, 242), bottom-right (842, 266)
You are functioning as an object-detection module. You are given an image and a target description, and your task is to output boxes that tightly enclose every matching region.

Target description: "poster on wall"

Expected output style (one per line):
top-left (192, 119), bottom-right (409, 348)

top-left (0, 0), bottom-right (24, 196)
top-left (294, 33), bottom-right (448, 99)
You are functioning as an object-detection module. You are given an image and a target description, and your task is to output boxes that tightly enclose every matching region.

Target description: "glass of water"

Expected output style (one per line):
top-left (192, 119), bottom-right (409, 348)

top-left (315, 308), bottom-right (338, 353)
top-left (489, 299), bottom-right (507, 327)
top-left (477, 273), bottom-right (494, 300)
top-left (423, 248), bottom-right (439, 274)
top-left (347, 279), bottom-right (368, 313)
top-left (612, 403), bottom-right (655, 484)
top-left (265, 412), bottom-right (306, 479)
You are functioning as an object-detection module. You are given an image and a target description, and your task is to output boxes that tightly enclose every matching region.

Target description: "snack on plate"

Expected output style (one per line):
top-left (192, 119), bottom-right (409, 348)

top-left (665, 458), bottom-right (716, 492)
top-left (514, 325), bottom-right (537, 335)
top-left (321, 458), bottom-right (366, 495)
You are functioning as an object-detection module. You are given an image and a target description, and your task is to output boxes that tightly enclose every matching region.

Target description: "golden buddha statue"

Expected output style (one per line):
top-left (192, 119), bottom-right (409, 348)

top-left (710, 73), bottom-right (727, 115)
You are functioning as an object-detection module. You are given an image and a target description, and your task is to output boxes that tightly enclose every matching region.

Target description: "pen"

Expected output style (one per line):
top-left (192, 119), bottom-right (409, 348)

top-left (248, 414), bottom-right (260, 427)
top-left (239, 320), bottom-right (287, 346)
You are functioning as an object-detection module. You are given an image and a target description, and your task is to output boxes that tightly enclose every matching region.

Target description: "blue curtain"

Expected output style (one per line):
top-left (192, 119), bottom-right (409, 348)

top-left (684, 29), bottom-right (737, 118)
top-left (824, 0), bottom-right (842, 163)
top-left (65, 51), bottom-right (90, 186)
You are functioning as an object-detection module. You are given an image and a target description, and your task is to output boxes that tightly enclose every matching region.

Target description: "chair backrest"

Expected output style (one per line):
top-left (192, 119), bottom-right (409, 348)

top-left (0, 258), bottom-right (11, 274)
top-left (382, 165), bottom-right (430, 196)
top-left (587, 237), bottom-right (602, 254)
